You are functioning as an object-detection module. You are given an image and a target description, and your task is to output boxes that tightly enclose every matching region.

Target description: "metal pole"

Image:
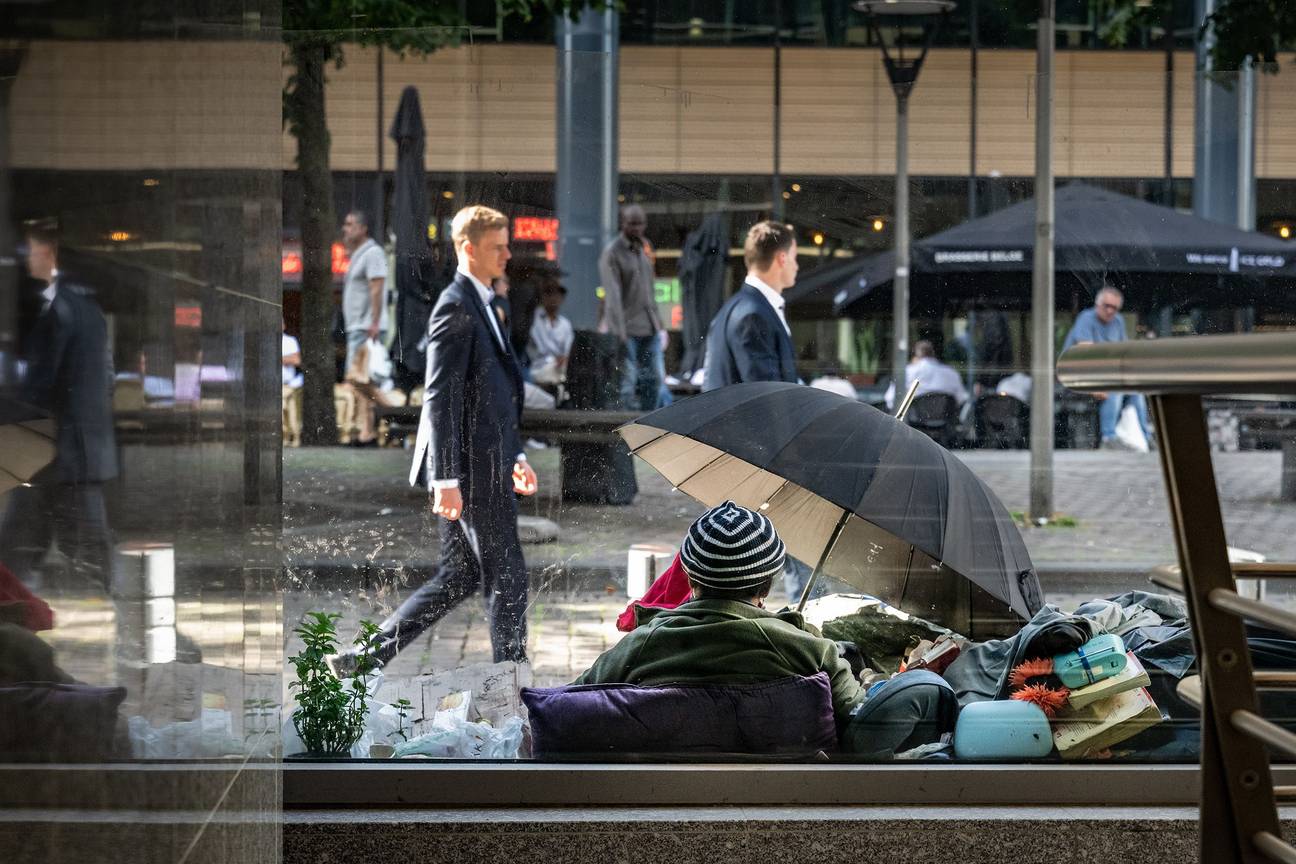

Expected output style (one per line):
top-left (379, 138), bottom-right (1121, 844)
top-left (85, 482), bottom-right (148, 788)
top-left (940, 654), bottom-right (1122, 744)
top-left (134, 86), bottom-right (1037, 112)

top-left (555, 8), bottom-right (619, 330)
top-left (374, 48), bottom-right (385, 241)
top-left (968, 0), bottom-right (978, 219)
top-left (892, 91), bottom-right (911, 404)
top-left (1029, 0), bottom-right (1055, 522)
top-left (772, 13), bottom-right (783, 221)
top-left (1237, 56), bottom-right (1255, 230)
top-left (1163, 0), bottom-right (1174, 205)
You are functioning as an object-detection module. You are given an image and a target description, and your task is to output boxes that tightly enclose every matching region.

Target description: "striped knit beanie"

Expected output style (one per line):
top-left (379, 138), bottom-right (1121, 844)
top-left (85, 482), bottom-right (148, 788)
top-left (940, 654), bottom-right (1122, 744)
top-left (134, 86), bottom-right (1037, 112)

top-left (680, 500), bottom-right (787, 591)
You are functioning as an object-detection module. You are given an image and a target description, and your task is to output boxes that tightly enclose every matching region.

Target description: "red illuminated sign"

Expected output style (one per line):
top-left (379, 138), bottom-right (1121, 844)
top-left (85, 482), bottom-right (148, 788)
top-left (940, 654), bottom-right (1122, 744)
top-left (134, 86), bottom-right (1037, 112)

top-left (331, 242), bottom-right (350, 275)
top-left (281, 243), bottom-right (350, 279)
top-left (514, 217), bottom-right (559, 242)
top-left (175, 306), bottom-right (202, 328)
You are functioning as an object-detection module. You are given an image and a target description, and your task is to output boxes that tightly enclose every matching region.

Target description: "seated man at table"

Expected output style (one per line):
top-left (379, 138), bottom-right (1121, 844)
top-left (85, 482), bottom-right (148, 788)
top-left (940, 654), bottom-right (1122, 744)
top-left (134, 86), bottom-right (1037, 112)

top-left (883, 340), bottom-right (968, 411)
top-left (574, 501), bottom-right (866, 729)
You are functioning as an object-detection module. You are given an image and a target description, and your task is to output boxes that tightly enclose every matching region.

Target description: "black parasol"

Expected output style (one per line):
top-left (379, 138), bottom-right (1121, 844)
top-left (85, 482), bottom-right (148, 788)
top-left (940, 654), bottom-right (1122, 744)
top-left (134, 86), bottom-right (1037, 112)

top-left (389, 85), bottom-right (435, 387)
top-left (619, 382), bottom-right (1043, 627)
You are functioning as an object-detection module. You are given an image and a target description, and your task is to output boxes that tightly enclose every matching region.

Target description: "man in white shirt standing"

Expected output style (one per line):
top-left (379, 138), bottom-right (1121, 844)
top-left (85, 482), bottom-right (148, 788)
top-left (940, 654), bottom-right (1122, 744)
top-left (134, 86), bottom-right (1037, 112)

top-left (527, 274), bottom-right (574, 386)
top-left (702, 221), bottom-right (800, 392)
top-left (883, 340), bottom-right (969, 411)
top-left (282, 323), bottom-right (304, 447)
top-left (340, 209), bottom-right (388, 446)
top-left (331, 205), bottom-right (538, 674)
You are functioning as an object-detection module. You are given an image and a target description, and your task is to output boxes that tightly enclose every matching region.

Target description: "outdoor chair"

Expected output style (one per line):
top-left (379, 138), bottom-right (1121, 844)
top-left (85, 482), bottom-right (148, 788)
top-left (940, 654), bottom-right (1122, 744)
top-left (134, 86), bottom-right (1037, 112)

top-left (904, 393), bottom-right (961, 449)
top-left (975, 393), bottom-right (1029, 449)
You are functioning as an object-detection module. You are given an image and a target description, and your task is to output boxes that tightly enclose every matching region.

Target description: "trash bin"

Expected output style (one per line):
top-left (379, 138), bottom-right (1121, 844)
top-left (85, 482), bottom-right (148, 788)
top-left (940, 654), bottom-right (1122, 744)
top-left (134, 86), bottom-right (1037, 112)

top-left (560, 330), bottom-right (638, 505)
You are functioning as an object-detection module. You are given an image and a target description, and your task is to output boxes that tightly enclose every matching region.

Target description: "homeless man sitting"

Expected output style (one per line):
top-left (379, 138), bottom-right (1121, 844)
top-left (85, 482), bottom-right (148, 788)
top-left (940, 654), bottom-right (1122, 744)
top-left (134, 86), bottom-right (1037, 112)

top-left (573, 501), bottom-right (955, 756)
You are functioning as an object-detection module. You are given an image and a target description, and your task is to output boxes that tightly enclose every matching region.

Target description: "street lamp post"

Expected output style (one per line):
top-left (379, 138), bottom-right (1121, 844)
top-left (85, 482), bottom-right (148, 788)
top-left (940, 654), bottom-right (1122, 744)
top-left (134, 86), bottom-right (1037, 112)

top-left (853, 0), bottom-right (954, 407)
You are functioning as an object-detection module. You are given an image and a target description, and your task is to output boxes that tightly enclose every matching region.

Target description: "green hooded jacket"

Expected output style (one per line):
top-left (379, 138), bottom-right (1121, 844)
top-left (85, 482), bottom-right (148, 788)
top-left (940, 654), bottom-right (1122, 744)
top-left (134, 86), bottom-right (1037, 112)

top-left (573, 599), bottom-right (865, 724)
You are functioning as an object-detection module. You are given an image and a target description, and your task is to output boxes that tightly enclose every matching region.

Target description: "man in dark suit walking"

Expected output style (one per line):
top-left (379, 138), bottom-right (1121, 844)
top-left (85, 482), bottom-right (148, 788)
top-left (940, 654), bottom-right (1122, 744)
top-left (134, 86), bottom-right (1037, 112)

top-left (702, 220), bottom-right (800, 392)
top-left (333, 205), bottom-right (537, 673)
top-left (0, 220), bottom-right (118, 590)
top-left (702, 220), bottom-right (819, 601)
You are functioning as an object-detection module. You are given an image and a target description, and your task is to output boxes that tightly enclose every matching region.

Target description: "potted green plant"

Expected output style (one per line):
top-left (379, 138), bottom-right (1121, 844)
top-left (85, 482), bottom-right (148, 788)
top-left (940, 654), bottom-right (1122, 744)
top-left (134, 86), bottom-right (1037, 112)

top-left (288, 612), bottom-right (381, 757)
top-left (848, 320), bottom-right (882, 387)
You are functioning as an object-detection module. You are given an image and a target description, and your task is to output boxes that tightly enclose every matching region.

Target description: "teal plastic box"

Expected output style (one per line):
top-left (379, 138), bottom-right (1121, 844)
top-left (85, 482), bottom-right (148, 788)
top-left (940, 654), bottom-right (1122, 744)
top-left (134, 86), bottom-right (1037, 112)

top-left (1053, 633), bottom-right (1128, 689)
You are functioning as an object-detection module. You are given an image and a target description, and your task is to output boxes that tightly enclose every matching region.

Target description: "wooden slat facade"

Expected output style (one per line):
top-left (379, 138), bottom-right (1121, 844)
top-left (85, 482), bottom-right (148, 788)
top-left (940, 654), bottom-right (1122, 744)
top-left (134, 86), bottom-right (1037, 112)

top-left (10, 41), bottom-right (281, 172)
top-left (9, 41), bottom-right (1296, 180)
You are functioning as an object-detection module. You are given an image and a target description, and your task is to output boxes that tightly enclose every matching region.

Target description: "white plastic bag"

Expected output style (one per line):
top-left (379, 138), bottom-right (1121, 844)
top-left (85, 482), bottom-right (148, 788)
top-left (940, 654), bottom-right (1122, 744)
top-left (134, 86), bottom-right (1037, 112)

top-left (1115, 403), bottom-right (1149, 452)
top-left (365, 337), bottom-right (392, 383)
top-left (129, 709), bottom-right (243, 758)
top-left (393, 715), bottom-right (525, 759)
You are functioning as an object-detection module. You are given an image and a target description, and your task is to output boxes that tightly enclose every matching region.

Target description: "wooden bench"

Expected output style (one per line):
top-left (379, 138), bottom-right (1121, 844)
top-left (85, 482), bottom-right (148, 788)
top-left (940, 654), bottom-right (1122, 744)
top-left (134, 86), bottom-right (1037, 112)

top-left (377, 405), bottom-right (640, 447)
top-left (1242, 408), bottom-right (1296, 502)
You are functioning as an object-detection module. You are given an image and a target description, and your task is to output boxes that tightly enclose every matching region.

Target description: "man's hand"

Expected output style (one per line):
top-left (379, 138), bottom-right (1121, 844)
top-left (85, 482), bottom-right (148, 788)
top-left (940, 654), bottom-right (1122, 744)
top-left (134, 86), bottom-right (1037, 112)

top-left (657, 329), bottom-right (669, 351)
top-left (513, 461), bottom-right (537, 496)
top-left (366, 321), bottom-right (381, 341)
top-left (432, 486), bottom-right (463, 521)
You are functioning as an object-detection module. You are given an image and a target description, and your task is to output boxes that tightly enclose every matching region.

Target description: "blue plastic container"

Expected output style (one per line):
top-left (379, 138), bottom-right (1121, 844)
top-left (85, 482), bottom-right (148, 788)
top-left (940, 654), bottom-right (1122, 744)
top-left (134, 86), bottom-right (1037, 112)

top-left (1053, 633), bottom-right (1128, 689)
top-left (953, 700), bottom-right (1054, 760)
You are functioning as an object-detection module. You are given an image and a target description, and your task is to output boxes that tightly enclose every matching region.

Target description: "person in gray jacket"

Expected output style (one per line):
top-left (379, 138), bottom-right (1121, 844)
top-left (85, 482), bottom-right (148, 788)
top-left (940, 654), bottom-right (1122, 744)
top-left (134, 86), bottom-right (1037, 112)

top-left (598, 204), bottom-right (664, 411)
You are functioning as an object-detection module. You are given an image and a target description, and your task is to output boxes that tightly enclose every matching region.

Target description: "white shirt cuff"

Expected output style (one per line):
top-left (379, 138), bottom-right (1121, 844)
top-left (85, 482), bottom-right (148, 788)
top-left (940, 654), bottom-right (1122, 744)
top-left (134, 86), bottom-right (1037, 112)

top-left (431, 478), bottom-right (459, 490)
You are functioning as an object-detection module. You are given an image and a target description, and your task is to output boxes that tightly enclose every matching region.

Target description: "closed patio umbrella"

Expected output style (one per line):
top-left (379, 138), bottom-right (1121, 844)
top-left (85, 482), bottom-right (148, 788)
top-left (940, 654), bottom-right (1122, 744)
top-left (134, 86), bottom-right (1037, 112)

top-left (389, 85), bottom-right (435, 389)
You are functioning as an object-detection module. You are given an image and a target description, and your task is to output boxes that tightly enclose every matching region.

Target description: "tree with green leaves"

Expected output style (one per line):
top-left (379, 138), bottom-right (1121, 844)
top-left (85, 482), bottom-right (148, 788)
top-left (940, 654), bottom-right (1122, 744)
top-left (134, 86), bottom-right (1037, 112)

top-left (284, 1), bottom-right (603, 445)
top-left (1094, 0), bottom-right (1295, 70)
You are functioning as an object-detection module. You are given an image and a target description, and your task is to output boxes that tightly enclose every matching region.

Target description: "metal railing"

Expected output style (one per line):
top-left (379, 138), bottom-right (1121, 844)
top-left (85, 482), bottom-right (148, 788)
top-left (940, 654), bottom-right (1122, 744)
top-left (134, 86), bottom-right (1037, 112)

top-left (1059, 330), bottom-right (1296, 864)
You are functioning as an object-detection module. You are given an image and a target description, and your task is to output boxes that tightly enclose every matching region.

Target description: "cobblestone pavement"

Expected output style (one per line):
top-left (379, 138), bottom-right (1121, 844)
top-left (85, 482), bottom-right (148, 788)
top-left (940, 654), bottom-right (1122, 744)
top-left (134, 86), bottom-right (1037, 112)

top-left (29, 444), bottom-right (1296, 693)
top-left (278, 445), bottom-right (1296, 688)
top-left (285, 446), bottom-right (1296, 575)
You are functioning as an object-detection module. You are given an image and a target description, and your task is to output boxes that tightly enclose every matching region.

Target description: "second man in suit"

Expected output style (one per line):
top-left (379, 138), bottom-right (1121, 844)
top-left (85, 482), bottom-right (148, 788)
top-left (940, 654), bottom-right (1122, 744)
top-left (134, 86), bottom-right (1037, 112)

top-left (702, 221), bottom-right (800, 392)
top-left (334, 205), bottom-right (538, 673)
top-left (0, 220), bottom-right (118, 592)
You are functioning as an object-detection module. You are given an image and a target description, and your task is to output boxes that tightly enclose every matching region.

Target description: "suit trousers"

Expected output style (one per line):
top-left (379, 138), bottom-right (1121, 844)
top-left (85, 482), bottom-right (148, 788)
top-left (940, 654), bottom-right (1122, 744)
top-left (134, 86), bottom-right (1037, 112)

top-left (372, 489), bottom-right (529, 665)
top-left (0, 468), bottom-right (114, 590)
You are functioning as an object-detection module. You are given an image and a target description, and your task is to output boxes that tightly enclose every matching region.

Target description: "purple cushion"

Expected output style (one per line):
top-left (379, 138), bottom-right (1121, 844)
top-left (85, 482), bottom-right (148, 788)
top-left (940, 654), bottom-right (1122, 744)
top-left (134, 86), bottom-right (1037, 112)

top-left (0, 682), bottom-right (127, 762)
top-left (522, 673), bottom-right (836, 757)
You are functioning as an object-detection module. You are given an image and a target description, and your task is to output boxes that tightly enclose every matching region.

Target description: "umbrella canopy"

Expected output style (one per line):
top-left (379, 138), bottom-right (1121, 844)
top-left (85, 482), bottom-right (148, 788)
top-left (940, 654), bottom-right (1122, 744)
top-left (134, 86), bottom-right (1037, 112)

top-left (677, 212), bottom-right (730, 378)
top-left (793, 184), bottom-right (1296, 315)
top-left (0, 399), bottom-right (55, 496)
top-left (389, 85), bottom-right (435, 385)
top-left (619, 382), bottom-right (1043, 629)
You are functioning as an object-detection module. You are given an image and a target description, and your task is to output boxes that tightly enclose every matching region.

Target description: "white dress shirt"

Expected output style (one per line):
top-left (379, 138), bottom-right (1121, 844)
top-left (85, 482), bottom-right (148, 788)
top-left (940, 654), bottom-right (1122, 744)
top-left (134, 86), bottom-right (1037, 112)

top-left (528, 309), bottom-right (574, 365)
top-left (457, 264), bottom-right (507, 350)
top-left (884, 357), bottom-right (969, 410)
top-left (40, 271), bottom-right (58, 313)
top-left (745, 274), bottom-right (791, 335)
top-left (431, 266), bottom-right (524, 491)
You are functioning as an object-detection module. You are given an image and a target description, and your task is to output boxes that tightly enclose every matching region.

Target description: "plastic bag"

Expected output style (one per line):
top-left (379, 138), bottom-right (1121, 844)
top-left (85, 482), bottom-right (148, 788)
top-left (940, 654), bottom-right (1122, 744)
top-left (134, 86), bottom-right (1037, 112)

top-left (129, 709), bottom-right (243, 758)
top-left (1115, 403), bottom-right (1149, 452)
top-left (394, 715), bottom-right (525, 759)
top-left (365, 337), bottom-right (392, 383)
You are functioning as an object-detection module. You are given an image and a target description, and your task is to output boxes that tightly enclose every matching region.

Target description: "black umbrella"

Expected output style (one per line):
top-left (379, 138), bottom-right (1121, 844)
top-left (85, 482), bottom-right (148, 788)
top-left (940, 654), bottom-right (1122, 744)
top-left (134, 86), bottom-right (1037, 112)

top-left (389, 85), bottom-right (435, 387)
top-left (677, 212), bottom-right (730, 378)
top-left (619, 382), bottom-right (1043, 628)
top-left (798, 184), bottom-right (1296, 316)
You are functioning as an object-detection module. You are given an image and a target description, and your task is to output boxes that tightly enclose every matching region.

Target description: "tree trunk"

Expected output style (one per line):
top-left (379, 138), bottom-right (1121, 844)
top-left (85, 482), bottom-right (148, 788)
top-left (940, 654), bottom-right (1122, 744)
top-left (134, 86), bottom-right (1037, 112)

top-left (289, 44), bottom-right (338, 445)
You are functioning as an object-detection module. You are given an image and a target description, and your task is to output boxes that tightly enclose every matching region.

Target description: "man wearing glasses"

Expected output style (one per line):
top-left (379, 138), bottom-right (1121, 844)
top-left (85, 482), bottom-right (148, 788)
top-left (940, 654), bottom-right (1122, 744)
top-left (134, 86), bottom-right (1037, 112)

top-left (1062, 285), bottom-right (1153, 449)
